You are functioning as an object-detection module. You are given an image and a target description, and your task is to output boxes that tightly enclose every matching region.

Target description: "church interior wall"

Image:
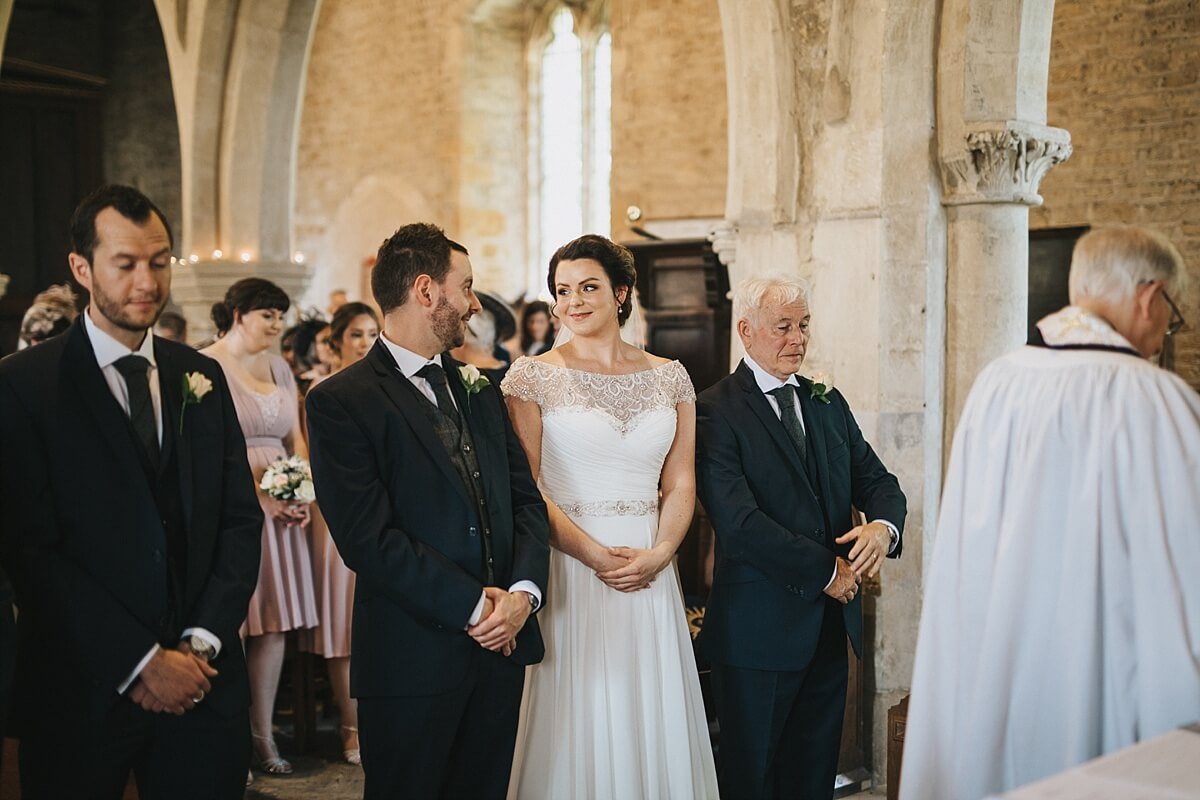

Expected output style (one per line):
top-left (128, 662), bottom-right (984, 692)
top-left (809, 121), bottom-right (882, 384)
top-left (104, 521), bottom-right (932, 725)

top-left (295, 0), bottom-right (728, 309)
top-left (609, 0), bottom-right (728, 239)
top-left (1033, 0), bottom-right (1200, 387)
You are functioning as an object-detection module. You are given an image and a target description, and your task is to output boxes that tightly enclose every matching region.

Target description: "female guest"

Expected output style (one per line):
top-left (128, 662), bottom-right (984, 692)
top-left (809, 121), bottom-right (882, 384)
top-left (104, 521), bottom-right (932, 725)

top-left (18, 284), bottom-right (79, 349)
top-left (303, 301), bottom-right (378, 765)
top-left (450, 290), bottom-right (516, 384)
top-left (502, 235), bottom-right (718, 799)
top-left (202, 278), bottom-right (318, 776)
top-left (519, 300), bottom-right (555, 356)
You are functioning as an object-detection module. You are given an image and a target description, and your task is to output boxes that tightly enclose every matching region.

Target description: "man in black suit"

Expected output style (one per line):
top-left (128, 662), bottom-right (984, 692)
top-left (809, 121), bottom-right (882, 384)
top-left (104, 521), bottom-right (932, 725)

top-left (0, 185), bottom-right (263, 799)
top-left (696, 275), bottom-right (907, 800)
top-left (306, 223), bottom-right (550, 800)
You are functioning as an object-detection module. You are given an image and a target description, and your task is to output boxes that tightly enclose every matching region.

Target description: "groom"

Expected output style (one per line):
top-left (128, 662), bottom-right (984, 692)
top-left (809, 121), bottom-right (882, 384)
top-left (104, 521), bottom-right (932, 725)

top-left (697, 275), bottom-right (906, 800)
top-left (306, 223), bottom-right (550, 799)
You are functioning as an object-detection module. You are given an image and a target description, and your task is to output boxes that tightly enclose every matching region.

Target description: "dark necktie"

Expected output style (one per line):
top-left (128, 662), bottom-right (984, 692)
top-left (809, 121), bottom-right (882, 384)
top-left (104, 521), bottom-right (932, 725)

top-left (416, 362), bottom-right (462, 431)
top-left (114, 354), bottom-right (161, 470)
top-left (768, 384), bottom-right (807, 463)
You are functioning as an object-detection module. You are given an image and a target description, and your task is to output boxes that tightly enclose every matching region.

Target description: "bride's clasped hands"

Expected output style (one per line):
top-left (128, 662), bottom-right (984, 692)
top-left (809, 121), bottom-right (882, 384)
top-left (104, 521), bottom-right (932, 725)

top-left (594, 542), bottom-right (674, 591)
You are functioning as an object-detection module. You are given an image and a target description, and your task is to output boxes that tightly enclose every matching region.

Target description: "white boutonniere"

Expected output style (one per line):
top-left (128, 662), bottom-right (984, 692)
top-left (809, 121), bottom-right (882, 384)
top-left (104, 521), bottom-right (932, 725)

top-left (807, 371), bottom-right (833, 404)
top-left (457, 364), bottom-right (491, 412)
top-left (180, 371), bottom-right (214, 433)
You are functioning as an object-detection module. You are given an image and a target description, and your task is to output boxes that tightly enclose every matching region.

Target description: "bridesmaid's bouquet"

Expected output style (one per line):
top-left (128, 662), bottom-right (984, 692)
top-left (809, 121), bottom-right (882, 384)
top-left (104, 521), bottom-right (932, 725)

top-left (260, 455), bottom-right (317, 503)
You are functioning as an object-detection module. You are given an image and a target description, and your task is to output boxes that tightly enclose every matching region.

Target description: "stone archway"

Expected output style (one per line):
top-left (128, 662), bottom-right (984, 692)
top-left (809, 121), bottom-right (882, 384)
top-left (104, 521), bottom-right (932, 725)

top-left (153, 0), bottom-right (323, 339)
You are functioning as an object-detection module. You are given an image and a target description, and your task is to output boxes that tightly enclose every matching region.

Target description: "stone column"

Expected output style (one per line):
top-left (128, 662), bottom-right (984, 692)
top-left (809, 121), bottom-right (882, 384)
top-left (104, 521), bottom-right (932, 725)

top-left (939, 120), bottom-right (1072, 456)
top-left (172, 258), bottom-right (311, 343)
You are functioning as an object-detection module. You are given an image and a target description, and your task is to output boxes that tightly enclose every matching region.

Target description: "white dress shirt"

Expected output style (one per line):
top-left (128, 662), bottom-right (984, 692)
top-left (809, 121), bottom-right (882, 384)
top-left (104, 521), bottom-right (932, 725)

top-left (379, 334), bottom-right (542, 625)
top-left (741, 354), bottom-right (899, 589)
top-left (84, 311), bottom-right (222, 691)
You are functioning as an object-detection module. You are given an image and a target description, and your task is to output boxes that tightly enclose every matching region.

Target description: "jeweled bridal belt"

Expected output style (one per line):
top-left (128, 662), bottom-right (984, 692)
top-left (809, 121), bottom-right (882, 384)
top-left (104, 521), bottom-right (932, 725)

top-left (554, 498), bottom-right (659, 517)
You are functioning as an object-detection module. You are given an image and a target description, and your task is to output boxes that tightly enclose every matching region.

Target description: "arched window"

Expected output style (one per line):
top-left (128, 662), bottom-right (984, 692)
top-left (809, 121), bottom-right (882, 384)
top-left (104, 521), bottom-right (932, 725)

top-left (530, 4), bottom-right (611, 297)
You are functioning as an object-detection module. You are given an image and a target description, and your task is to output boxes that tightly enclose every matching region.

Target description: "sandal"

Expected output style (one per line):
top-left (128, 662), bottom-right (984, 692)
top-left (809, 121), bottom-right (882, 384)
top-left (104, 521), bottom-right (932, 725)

top-left (341, 725), bottom-right (361, 766)
top-left (252, 732), bottom-right (294, 775)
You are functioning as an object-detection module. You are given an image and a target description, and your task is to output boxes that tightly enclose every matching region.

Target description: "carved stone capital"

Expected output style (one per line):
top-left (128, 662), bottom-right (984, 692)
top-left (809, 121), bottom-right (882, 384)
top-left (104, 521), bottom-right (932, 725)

top-left (707, 220), bottom-right (738, 268)
top-left (940, 120), bottom-right (1072, 207)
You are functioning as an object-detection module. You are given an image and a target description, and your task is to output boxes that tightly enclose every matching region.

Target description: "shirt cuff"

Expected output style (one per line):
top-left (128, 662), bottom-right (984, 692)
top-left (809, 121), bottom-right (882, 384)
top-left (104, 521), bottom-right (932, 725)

top-left (508, 580), bottom-right (542, 613)
top-left (466, 590), bottom-right (488, 628)
top-left (118, 643), bottom-right (161, 694)
top-left (873, 519), bottom-right (900, 554)
top-left (181, 627), bottom-right (222, 658)
top-left (823, 562), bottom-right (838, 592)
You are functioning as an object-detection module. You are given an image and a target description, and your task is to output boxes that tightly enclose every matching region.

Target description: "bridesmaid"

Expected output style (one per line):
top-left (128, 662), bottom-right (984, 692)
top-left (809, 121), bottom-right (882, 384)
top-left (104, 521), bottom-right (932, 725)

top-left (303, 301), bottom-right (379, 765)
top-left (202, 278), bottom-right (318, 776)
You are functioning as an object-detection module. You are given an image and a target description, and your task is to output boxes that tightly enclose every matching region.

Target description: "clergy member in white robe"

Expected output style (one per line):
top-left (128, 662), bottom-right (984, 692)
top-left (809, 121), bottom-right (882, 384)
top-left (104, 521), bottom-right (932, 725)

top-left (901, 226), bottom-right (1200, 800)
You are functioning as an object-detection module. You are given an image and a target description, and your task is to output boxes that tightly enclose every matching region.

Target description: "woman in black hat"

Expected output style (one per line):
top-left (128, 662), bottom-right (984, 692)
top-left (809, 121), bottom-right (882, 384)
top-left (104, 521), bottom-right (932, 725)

top-left (451, 290), bottom-right (518, 384)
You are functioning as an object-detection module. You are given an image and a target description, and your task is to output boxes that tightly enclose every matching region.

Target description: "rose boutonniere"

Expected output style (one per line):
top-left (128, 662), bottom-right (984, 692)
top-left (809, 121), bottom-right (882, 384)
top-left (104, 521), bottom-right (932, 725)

top-left (807, 371), bottom-right (833, 404)
top-left (458, 364), bottom-right (491, 412)
top-left (180, 371), bottom-right (214, 433)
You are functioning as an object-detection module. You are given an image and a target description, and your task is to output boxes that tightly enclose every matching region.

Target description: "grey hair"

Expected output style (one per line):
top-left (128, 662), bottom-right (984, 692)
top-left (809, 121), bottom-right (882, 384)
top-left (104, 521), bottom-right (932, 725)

top-left (466, 308), bottom-right (497, 351)
top-left (1068, 226), bottom-right (1187, 305)
top-left (733, 274), bottom-right (812, 327)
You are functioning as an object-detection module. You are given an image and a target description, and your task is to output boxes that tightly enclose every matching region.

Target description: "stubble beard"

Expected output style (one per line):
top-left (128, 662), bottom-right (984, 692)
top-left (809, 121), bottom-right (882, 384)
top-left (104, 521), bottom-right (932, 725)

top-left (432, 294), bottom-right (468, 350)
top-left (92, 280), bottom-right (166, 334)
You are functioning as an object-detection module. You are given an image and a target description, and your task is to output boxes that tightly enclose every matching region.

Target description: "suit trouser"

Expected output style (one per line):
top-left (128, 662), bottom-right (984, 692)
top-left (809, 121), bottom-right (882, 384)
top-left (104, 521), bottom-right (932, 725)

top-left (712, 600), bottom-right (849, 800)
top-left (18, 695), bottom-right (250, 800)
top-left (358, 649), bottom-right (525, 800)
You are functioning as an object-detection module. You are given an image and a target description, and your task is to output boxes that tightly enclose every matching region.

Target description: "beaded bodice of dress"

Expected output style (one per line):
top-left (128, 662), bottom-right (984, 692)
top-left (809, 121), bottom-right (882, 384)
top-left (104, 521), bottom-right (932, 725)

top-left (501, 357), bottom-right (695, 516)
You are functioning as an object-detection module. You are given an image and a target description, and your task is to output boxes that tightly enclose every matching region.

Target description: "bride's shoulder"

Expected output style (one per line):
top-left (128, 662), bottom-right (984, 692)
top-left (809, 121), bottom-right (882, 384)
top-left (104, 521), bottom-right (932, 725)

top-left (643, 352), bottom-right (696, 404)
top-left (500, 354), bottom-right (554, 403)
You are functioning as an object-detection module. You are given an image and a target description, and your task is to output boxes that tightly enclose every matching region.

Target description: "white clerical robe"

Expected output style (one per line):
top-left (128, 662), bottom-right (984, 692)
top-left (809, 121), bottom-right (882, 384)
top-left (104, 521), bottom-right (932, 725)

top-left (900, 307), bottom-right (1200, 800)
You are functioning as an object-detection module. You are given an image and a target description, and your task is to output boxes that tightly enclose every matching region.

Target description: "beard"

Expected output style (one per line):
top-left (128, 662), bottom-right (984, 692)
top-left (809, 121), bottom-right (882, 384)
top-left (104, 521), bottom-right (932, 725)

top-left (91, 279), bottom-right (166, 334)
top-left (431, 294), bottom-right (470, 350)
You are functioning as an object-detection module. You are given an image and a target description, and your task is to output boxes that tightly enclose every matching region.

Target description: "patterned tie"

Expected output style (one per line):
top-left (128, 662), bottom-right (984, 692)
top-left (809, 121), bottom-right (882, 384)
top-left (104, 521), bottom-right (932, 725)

top-left (114, 354), bottom-right (160, 470)
top-left (416, 362), bottom-right (463, 431)
top-left (768, 384), bottom-right (807, 463)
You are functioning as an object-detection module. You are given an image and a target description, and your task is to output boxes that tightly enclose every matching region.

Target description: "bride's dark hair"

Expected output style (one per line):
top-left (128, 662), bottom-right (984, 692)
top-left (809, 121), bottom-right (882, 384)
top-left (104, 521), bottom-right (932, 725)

top-left (547, 235), bottom-right (637, 326)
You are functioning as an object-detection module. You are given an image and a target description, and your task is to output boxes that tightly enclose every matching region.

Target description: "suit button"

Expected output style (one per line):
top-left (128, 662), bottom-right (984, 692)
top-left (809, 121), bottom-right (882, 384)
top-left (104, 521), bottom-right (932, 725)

top-left (815, 529), bottom-right (824, 538)
top-left (487, 557), bottom-right (494, 565)
top-left (469, 526), bottom-right (478, 537)
top-left (160, 519), bottom-right (168, 528)
top-left (484, 528), bottom-right (491, 536)
top-left (152, 549), bottom-right (163, 564)
top-left (479, 498), bottom-right (486, 506)
top-left (472, 471), bottom-right (480, 479)
top-left (463, 444), bottom-right (472, 453)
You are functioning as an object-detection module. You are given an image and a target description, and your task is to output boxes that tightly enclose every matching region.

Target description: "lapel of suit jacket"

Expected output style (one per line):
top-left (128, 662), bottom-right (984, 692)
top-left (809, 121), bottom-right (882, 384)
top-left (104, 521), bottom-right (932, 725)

top-left (795, 376), bottom-right (833, 517)
top-left (64, 320), bottom-right (157, 489)
top-left (441, 355), bottom-right (504, 511)
top-left (368, 342), bottom-right (473, 508)
top-left (734, 361), bottom-right (818, 500)
top-left (155, 340), bottom-right (194, 528)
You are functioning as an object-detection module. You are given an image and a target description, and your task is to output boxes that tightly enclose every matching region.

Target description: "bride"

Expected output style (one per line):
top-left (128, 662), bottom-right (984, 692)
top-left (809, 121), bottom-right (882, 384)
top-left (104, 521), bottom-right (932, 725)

top-left (501, 234), bottom-right (719, 799)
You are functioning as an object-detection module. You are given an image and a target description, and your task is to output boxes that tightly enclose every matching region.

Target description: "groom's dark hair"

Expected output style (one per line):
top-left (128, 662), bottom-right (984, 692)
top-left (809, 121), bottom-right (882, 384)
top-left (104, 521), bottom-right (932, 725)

top-left (372, 223), bottom-right (469, 314)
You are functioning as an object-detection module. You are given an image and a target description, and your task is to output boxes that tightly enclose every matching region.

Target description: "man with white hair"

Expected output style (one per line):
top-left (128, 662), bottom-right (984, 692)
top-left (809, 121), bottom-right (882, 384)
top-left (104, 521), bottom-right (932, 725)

top-left (696, 275), bottom-right (907, 800)
top-left (900, 226), bottom-right (1200, 799)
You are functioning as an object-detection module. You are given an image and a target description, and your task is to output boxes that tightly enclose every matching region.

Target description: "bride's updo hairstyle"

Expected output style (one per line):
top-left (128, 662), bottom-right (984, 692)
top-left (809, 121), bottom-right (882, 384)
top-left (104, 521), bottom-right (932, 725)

top-left (210, 277), bottom-right (291, 335)
top-left (547, 234), bottom-right (637, 327)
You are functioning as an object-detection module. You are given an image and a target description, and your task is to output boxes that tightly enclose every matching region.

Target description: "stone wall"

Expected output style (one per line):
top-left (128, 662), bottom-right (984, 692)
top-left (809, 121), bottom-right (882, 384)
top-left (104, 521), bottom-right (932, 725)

top-left (1033, 0), bottom-right (1200, 386)
top-left (295, 0), bottom-right (471, 309)
top-left (295, 0), bottom-right (728, 308)
top-left (609, 0), bottom-right (728, 238)
top-left (103, 0), bottom-right (182, 240)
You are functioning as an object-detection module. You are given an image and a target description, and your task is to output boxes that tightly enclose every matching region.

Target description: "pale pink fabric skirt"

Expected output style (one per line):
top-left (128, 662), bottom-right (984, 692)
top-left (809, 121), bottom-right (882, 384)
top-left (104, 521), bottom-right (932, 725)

top-left (242, 441), bottom-right (318, 637)
top-left (302, 503), bottom-right (355, 658)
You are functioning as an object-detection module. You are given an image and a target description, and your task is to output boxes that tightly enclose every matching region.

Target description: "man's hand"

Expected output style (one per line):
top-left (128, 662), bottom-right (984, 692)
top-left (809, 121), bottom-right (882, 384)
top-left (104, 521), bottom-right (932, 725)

top-left (468, 586), bottom-right (532, 652)
top-left (836, 522), bottom-right (892, 578)
top-left (596, 545), bottom-right (672, 592)
top-left (135, 648), bottom-right (217, 714)
top-left (824, 557), bottom-right (861, 604)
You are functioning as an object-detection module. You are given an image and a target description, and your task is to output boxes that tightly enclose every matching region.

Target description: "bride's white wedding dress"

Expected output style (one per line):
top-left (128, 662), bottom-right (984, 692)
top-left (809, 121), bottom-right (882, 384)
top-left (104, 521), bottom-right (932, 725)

top-left (502, 356), bottom-right (719, 800)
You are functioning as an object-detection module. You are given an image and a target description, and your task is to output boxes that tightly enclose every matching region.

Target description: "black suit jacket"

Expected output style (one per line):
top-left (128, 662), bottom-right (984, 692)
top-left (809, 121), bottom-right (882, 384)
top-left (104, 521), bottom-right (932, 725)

top-left (0, 320), bottom-right (263, 732)
top-left (696, 361), bottom-right (906, 671)
top-left (305, 341), bottom-right (550, 698)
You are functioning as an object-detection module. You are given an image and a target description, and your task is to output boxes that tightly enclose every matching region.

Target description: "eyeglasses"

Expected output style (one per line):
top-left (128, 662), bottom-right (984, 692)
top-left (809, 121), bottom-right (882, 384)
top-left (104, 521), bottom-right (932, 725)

top-left (1162, 289), bottom-right (1186, 337)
